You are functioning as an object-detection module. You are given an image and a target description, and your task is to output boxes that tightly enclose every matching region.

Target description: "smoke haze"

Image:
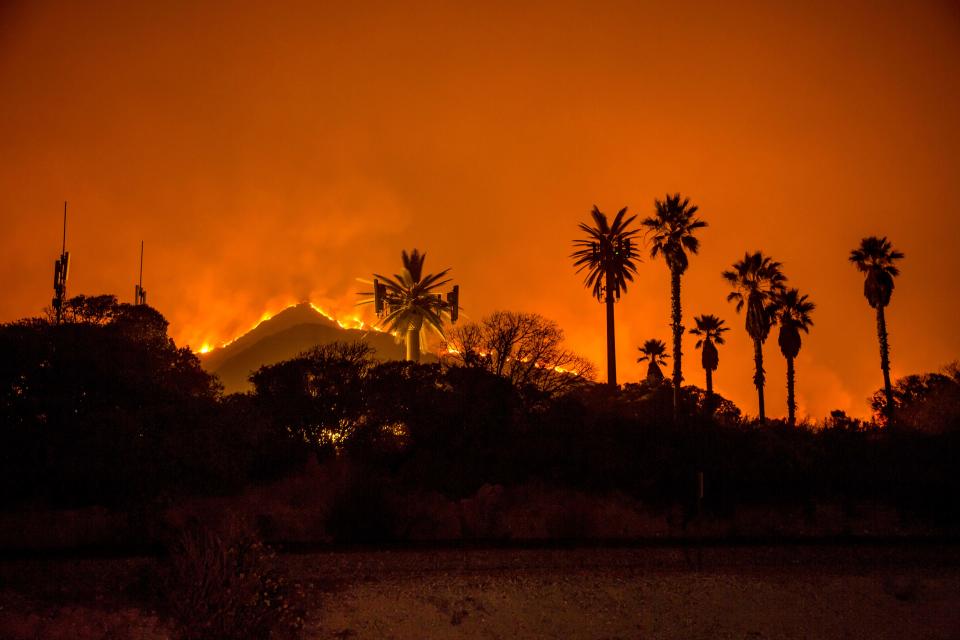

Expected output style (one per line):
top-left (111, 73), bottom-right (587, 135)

top-left (2, 0), bottom-right (959, 419)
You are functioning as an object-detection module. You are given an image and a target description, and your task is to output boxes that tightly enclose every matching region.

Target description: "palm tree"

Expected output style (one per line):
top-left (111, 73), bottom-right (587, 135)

top-left (642, 193), bottom-right (707, 419)
top-left (637, 339), bottom-right (670, 384)
top-left (689, 314), bottom-right (729, 410)
top-left (850, 236), bottom-right (904, 422)
top-left (361, 249), bottom-right (456, 363)
top-left (572, 206), bottom-right (641, 388)
top-left (773, 288), bottom-right (815, 426)
top-left (722, 252), bottom-right (786, 423)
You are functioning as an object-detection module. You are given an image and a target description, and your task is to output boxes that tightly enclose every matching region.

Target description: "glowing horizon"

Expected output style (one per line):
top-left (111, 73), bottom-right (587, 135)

top-left (2, 1), bottom-right (959, 421)
top-left (186, 299), bottom-right (389, 355)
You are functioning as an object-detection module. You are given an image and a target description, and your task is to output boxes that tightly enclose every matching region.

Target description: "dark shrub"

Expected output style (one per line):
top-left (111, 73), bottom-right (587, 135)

top-left (324, 465), bottom-right (395, 543)
top-left (165, 519), bottom-right (304, 640)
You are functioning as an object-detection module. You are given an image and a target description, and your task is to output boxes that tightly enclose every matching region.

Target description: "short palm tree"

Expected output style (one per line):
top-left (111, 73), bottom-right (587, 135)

top-left (773, 288), bottom-right (815, 426)
top-left (572, 206), bottom-right (641, 388)
top-left (850, 236), bottom-right (904, 422)
top-left (637, 339), bottom-right (670, 384)
top-left (722, 252), bottom-right (786, 423)
top-left (361, 249), bottom-right (455, 363)
top-left (642, 193), bottom-right (707, 420)
top-left (689, 314), bottom-right (729, 410)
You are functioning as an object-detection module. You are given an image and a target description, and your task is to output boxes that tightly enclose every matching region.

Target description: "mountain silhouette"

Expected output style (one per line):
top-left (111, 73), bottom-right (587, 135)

top-left (200, 302), bottom-right (433, 393)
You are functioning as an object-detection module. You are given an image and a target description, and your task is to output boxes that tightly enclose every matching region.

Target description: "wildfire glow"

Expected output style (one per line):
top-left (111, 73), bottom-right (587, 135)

top-left (308, 303), bottom-right (335, 322)
top-left (442, 345), bottom-right (581, 377)
top-left (188, 302), bottom-right (577, 376)
top-left (192, 300), bottom-right (386, 355)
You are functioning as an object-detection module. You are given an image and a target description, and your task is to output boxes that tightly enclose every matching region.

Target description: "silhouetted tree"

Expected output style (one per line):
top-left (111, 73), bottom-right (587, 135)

top-left (250, 342), bottom-right (374, 457)
top-left (355, 360), bottom-right (447, 462)
top-left (111, 302), bottom-right (175, 346)
top-left (642, 193), bottom-right (707, 420)
top-left (850, 236), bottom-right (904, 423)
top-left (773, 288), bottom-right (815, 426)
top-left (637, 339), bottom-right (669, 384)
top-left (689, 314), bottom-right (729, 411)
top-left (43, 294), bottom-right (119, 325)
top-left (824, 409), bottom-right (865, 431)
top-left (723, 252), bottom-right (786, 423)
top-left (681, 385), bottom-right (743, 425)
top-left (444, 311), bottom-right (595, 399)
top-left (870, 363), bottom-right (960, 433)
top-left (571, 206), bottom-right (641, 388)
top-left (0, 305), bottom-right (223, 506)
top-left (361, 249), bottom-right (455, 362)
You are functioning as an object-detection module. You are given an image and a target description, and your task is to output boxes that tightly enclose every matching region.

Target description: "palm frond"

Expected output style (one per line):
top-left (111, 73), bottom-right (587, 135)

top-left (643, 193), bottom-right (707, 274)
top-left (362, 249), bottom-right (456, 346)
top-left (571, 205), bottom-right (642, 302)
top-left (724, 251), bottom-right (787, 341)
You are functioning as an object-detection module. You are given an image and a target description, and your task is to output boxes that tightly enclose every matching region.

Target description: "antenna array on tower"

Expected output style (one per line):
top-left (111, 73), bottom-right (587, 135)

top-left (134, 240), bottom-right (147, 305)
top-left (51, 202), bottom-right (70, 324)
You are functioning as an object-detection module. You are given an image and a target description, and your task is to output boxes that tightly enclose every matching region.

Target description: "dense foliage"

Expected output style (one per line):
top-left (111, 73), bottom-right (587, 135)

top-left (1, 300), bottom-right (958, 530)
top-left (0, 297), bottom-right (303, 508)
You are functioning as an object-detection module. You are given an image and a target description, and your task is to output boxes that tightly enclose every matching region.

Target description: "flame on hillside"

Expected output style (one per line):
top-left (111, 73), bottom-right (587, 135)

top-left (186, 301), bottom-right (583, 379)
top-left (189, 300), bottom-right (387, 355)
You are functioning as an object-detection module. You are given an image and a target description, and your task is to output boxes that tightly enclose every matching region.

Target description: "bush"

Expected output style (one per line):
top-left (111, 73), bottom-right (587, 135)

top-left (324, 465), bottom-right (395, 543)
top-left (164, 519), bottom-right (304, 640)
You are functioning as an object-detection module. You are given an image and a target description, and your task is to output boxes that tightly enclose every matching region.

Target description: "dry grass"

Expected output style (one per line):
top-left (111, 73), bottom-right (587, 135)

top-left (1, 546), bottom-right (958, 640)
top-left (291, 547), bottom-right (960, 640)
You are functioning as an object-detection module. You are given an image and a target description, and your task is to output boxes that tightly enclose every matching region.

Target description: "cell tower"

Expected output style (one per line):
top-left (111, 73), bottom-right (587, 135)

top-left (591, 236), bottom-right (635, 300)
top-left (372, 280), bottom-right (460, 323)
top-left (51, 202), bottom-right (70, 324)
top-left (134, 240), bottom-right (147, 305)
top-left (373, 279), bottom-right (387, 315)
top-left (446, 284), bottom-right (459, 322)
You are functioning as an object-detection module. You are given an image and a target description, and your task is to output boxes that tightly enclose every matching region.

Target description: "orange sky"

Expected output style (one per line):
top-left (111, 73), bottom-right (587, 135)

top-left (2, 0), bottom-right (959, 419)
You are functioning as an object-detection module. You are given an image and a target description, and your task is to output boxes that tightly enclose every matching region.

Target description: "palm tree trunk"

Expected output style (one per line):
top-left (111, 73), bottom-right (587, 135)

top-left (605, 289), bottom-right (617, 388)
top-left (876, 305), bottom-right (893, 421)
top-left (786, 355), bottom-right (796, 426)
top-left (753, 338), bottom-right (766, 424)
top-left (406, 328), bottom-right (421, 363)
top-left (705, 367), bottom-right (714, 415)
top-left (670, 269), bottom-right (683, 422)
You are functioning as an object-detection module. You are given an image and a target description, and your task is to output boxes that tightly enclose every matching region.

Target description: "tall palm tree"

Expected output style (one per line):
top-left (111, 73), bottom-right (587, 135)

top-left (773, 288), bottom-right (815, 426)
top-left (642, 193), bottom-right (707, 420)
top-left (689, 314), bottom-right (729, 410)
top-left (572, 206), bottom-right (641, 388)
top-left (637, 339), bottom-right (670, 384)
top-left (722, 252), bottom-right (786, 423)
top-left (361, 249), bottom-right (456, 363)
top-left (850, 236), bottom-right (904, 422)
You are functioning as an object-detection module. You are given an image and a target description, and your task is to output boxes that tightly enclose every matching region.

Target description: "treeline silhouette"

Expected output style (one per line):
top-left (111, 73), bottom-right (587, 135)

top-left (573, 195), bottom-right (905, 430)
top-left (2, 294), bottom-right (958, 538)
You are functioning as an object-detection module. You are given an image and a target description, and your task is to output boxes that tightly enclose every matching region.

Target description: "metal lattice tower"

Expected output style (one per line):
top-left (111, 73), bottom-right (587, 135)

top-left (134, 240), bottom-right (147, 305)
top-left (51, 202), bottom-right (70, 324)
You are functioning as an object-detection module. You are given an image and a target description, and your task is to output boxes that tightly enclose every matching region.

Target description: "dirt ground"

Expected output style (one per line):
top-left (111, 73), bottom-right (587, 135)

top-left (291, 546), bottom-right (960, 640)
top-left (1, 545), bottom-right (959, 640)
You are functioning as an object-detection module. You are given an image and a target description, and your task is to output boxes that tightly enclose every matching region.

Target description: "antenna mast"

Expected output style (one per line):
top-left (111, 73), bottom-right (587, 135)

top-left (134, 240), bottom-right (147, 305)
top-left (51, 201), bottom-right (70, 324)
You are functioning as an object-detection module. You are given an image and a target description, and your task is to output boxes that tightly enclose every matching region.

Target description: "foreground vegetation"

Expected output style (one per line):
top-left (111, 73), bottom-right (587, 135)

top-left (571, 195), bottom-right (906, 429)
top-left (1, 294), bottom-right (957, 639)
top-left (3, 545), bottom-right (960, 640)
top-left (1, 297), bottom-right (958, 536)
